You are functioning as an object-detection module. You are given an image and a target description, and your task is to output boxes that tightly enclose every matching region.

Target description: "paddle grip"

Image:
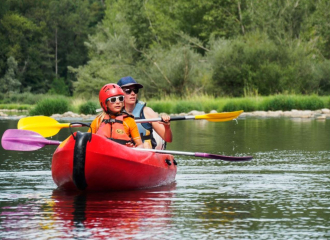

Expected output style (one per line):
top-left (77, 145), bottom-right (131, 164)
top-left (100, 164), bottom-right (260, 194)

top-left (169, 116), bottom-right (189, 121)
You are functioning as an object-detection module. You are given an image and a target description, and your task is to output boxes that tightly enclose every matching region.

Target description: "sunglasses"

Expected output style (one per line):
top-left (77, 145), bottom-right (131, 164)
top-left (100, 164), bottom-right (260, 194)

top-left (106, 96), bottom-right (124, 103)
top-left (123, 88), bottom-right (139, 94)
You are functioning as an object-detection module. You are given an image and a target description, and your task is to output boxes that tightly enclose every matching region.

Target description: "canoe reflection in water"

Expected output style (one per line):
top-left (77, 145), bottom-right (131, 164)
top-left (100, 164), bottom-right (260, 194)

top-left (51, 182), bottom-right (176, 238)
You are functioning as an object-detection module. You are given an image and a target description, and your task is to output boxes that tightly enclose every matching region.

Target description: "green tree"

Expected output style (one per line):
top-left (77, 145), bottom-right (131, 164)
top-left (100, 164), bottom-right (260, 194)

top-left (0, 56), bottom-right (21, 93)
top-left (47, 0), bottom-right (105, 93)
top-left (103, 0), bottom-right (244, 50)
top-left (137, 43), bottom-right (210, 98)
top-left (0, 0), bottom-right (105, 94)
top-left (208, 32), bottom-right (328, 96)
top-left (70, 23), bottom-right (138, 98)
top-left (0, 13), bottom-right (49, 92)
top-left (48, 77), bottom-right (70, 96)
top-left (174, 0), bottom-right (243, 42)
top-left (300, 0), bottom-right (330, 59)
top-left (243, 0), bottom-right (315, 41)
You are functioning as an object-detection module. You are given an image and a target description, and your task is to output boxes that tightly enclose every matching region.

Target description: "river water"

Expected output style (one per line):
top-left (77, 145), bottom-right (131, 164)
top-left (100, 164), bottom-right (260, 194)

top-left (0, 117), bottom-right (329, 239)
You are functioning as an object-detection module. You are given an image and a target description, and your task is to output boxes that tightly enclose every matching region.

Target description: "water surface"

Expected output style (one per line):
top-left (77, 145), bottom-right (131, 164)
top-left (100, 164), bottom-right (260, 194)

top-left (0, 118), bottom-right (329, 239)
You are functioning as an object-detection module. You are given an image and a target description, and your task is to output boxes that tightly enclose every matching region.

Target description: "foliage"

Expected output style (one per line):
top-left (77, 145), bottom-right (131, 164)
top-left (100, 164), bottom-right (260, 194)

top-left (70, 24), bottom-right (138, 98)
top-left (295, 95), bottom-right (324, 110)
top-left (147, 101), bottom-right (174, 114)
top-left (29, 97), bottom-right (70, 116)
top-left (0, 92), bottom-right (44, 104)
top-left (146, 94), bottom-right (328, 113)
top-left (48, 78), bottom-right (70, 96)
top-left (260, 95), bottom-right (324, 111)
top-left (0, 0), bottom-right (105, 94)
top-left (137, 43), bottom-right (210, 98)
top-left (207, 32), bottom-right (330, 97)
top-left (172, 100), bottom-right (203, 114)
top-left (4, 0), bottom-right (330, 99)
top-left (243, 0), bottom-right (313, 42)
top-left (79, 101), bottom-right (99, 115)
top-left (0, 12), bottom-right (49, 93)
top-left (2, 94), bottom-right (329, 115)
top-left (222, 99), bottom-right (258, 112)
top-left (261, 95), bottom-right (297, 111)
top-left (0, 104), bottom-right (31, 110)
top-left (0, 56), bottom-right (20, 93)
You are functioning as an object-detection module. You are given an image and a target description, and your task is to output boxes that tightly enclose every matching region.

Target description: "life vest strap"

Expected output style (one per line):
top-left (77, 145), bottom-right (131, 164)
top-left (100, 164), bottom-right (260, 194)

top-left (108, 138), bottom-right (133, 145)
top-left (141, 134), bottom-right (152, 141)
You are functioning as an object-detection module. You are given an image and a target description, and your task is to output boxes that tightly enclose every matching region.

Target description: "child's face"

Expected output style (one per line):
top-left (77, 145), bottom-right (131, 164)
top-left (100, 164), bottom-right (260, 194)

top-left (106, 95), bottom-right (124, 113)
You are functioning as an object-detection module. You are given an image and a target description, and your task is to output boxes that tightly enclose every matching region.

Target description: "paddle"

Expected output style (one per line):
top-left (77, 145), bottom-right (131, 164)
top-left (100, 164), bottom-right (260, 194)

top-left (140, 110), bottom-right (243, 122)
top-left (133, 148), bottom-right (252, 162)
top-left (1, 129), bottom-right (61, 151)
top-left (1, 129), bottom-right (252, 161)
top-left (17, 110), bottom-right (244, 137)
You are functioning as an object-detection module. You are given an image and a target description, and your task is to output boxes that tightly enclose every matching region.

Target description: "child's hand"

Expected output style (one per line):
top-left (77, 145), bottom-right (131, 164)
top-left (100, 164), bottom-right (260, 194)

top-left (125, 142), bottom-right (135, 148)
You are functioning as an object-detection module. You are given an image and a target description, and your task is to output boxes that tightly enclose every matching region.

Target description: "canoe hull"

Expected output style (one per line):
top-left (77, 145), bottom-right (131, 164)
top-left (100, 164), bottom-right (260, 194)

top-left (51, 132), bottom-right (177, 191)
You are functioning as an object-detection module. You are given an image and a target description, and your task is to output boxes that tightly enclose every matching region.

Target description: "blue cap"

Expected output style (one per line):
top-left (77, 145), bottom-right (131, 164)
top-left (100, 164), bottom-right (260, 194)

top-left (117, 76), bottom-right (143, 89)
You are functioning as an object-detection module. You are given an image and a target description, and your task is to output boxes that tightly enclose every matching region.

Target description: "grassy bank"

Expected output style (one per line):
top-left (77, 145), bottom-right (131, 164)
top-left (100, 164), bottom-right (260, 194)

top-left (147, 94), bottom-right (329, 113)
top-left (1, 94), bottom-right (330, 116)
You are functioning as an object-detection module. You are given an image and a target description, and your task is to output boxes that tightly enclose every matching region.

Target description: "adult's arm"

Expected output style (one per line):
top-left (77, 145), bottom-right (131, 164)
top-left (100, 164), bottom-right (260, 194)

top-left (143, 107), bottom-right (173, 143)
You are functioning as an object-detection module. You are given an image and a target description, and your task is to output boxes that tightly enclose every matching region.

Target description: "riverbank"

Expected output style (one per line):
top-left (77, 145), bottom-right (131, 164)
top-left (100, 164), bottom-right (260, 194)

top-left (1, 108), bottom-right (330, 121)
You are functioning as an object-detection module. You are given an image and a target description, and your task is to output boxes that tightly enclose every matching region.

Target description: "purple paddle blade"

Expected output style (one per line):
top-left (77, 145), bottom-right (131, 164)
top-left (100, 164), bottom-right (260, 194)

top-left (195, 152), bottom-right (253, 161)
top-left (1, 129), bottom-right (60, 151)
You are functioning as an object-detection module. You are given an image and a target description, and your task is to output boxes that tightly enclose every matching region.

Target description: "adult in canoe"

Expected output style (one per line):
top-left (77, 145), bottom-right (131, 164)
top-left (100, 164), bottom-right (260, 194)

top-left (89, 83), bottom-right (144, 148)
top-left (117, 76), bottom-right (172, 149)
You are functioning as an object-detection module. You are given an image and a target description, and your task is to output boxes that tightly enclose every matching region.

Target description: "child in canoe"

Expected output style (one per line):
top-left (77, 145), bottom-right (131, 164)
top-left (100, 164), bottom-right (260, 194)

top-left (89, 83), bottom-right (144, 148)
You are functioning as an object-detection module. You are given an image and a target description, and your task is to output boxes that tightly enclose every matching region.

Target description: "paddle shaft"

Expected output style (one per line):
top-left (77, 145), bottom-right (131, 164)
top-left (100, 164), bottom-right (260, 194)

top-left (133, 148), bottom-right (252, 161)
top-left (35, 116), bottom-right (212, 130)
top-left (137, 116), bottom-right (195, 123)
top-left (5, 137), bottom-right (60, 146)
top-left (52, 116), bottom-right (210, 126)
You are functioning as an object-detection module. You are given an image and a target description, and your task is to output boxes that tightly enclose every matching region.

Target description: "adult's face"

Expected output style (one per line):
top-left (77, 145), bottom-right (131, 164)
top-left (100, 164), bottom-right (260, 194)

top-left (122, 87), bottom-right (139, 105)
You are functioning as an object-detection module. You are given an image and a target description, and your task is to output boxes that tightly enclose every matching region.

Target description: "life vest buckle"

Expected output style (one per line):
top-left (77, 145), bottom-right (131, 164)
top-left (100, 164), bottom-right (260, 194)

top-left (104, 118), bottom-right (116, 124)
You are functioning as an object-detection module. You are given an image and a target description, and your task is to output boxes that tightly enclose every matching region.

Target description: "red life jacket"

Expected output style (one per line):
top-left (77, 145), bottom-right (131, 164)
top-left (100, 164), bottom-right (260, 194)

top-left (96, 114), bottom-right (133, 145)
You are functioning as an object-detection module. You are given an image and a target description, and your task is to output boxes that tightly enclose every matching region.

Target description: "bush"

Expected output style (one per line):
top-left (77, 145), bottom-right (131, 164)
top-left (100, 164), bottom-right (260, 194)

top-left (296, 95), bottom-right (324, 110)
top-left (79, 101), bottom-right (99, 114)
top-left (0, 104), bottom-right (31, 110)
top-left (136, 44), bottom-right (209, 98)
top-left (172, 101), bottom-right (203, 113)
top-left (29, 97), bottom-right (70, 116)
top-left (261, 95), bottom-right (296, 111)
top-left (222, 99), bottom-right (257, 112)
top-left (261, 95), bottom-right (324, 111)
top-left (208, 33), bottom-right (328, 97)
top-left (1, 92), bottom-right (45, 104)
top-left (147, 101), bottom-right (174, 114)
top-left (202, 101), bottom-right (222, 113)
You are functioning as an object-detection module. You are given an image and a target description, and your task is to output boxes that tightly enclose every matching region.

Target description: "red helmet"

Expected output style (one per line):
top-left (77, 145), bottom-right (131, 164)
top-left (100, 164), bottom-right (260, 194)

top-left (99, 83), bottom-right (125, 112)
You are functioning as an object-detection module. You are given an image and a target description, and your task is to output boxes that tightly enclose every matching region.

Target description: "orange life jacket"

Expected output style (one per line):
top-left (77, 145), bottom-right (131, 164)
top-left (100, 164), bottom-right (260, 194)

top-left (96, 114), bottom-right (133, 145)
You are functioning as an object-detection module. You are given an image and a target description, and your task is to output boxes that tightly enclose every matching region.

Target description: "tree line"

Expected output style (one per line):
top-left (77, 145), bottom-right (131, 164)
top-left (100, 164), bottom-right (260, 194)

top-left (1, 0), bottom-right (330, 100)
top-left (0, 0), bottom-right (105, 96)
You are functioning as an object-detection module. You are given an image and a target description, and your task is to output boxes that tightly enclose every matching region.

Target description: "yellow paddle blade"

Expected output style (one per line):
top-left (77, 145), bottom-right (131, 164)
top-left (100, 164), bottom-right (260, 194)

top-left (195, 110), bottom-right (244, 121)
top-left (17, 116), bottom-right (70, 137)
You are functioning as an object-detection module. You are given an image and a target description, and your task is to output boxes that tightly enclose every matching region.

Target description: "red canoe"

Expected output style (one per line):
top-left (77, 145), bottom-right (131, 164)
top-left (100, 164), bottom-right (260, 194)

top-left (51, 132), bottom-right (177, 191)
